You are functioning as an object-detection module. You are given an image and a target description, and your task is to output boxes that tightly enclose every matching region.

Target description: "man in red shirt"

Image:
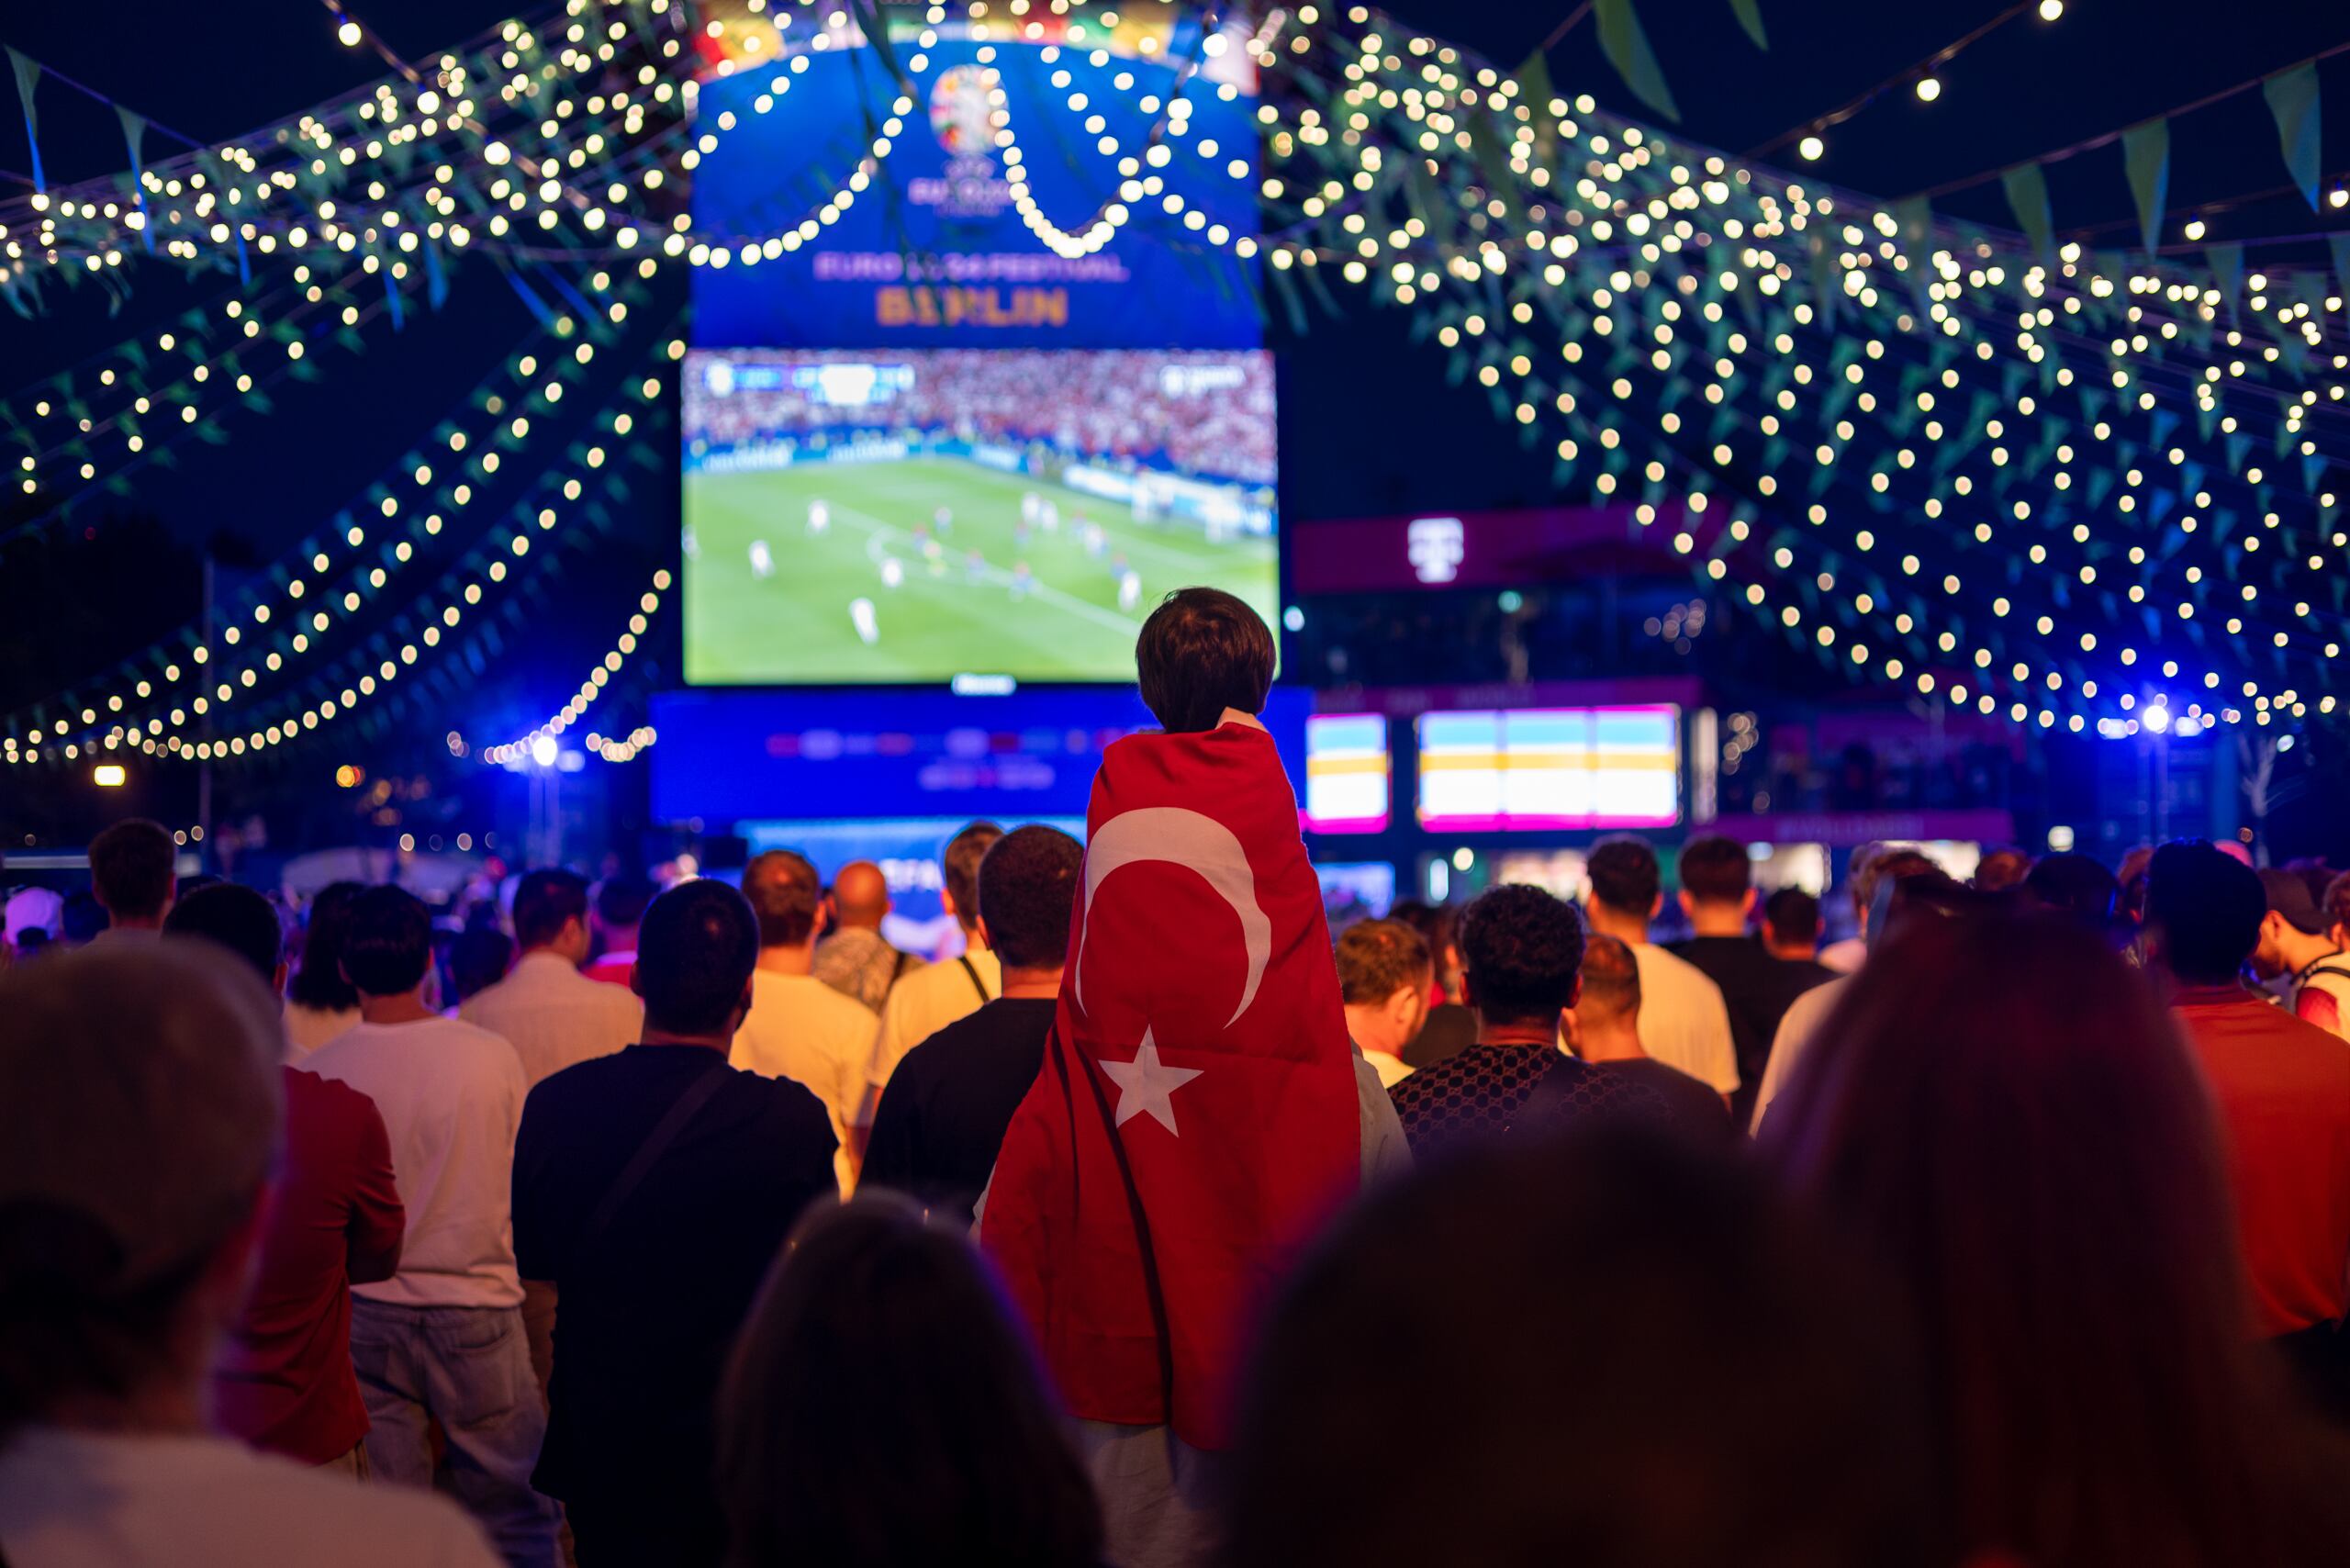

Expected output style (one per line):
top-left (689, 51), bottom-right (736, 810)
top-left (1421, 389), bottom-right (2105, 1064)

top-left (166, 884), bottom-right (407, 1470)
top-left (2144, 843), bottom-right (2350, 1349)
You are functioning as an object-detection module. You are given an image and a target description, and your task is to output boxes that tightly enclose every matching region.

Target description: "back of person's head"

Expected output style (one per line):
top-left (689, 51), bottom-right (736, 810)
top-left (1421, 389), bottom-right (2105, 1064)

top-left (2021, 851), bottom-right (2118, 926)
top-left (1223, 1131), bottom-right (1940, 1568)
top-left (1584, 837), bottom-right (1661, 919)
top-left (0, 943), bottom-right (282, 1433)
top-left (287, 880), bottom-right (364, 1012)
top-left (87, 819), bottom-right (175, 923)
top-left (1335, 918), bottom-right (1431, 1007)
top-left (1386, 898), bottom-right (1460, 989)
top-left (721, 1196), bottom-right (1103, 1568)
top-left (448, 926), bottom-right (515, 1004)
top-left (1842, 841), bottom-right (1889, 918)
top-left (743, 850), bottom-right (822, 950)
top-left (60, 890), bottom-right (106, 945)
top-left (940, 823), bottom-right (1003, 933)
top-left (1762, 887), bottom-right (1822, 945)
top-left (830, 861), bottom-right (890, 929)
top-left (1675, 834), bottom-right (1751, 910)
top-left (2143, 840), bottom-right (2265, 987)
top-left (975, 826), bottom-right (1083, 971)
top-left (341, 886), bottom-right (433, 999)
top-left (636, 879), bottom-right (758, 1036)
top-left (1864, 852), bottom-right (1966, 948)
top-left (1766, 913), bottom-right (2345, 1565)
top-left (1135, 586), bottom-right (1276, 734)
top-left (594, 872), bottom-right (657, 935)
top-left (1576, 933), bottom-right (1641, 1026)
top-left (1972, 847), bottom-right (2033, 893)
top-left (1459, 884), bottom-right (1584, 1028)
top-left (162, 883), bottom-right (284, 990)
top-left (512, 868), bottom-right (590, 950)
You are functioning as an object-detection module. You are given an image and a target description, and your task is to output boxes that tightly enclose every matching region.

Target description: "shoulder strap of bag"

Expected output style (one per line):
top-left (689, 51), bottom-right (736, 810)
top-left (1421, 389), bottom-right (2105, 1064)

top-left (2305, 963), bottom-right (2350, 984)
top-left (957, 953), bottom-right (993, 1004)
top-left (577, 1061), bottom-right (731, 1256)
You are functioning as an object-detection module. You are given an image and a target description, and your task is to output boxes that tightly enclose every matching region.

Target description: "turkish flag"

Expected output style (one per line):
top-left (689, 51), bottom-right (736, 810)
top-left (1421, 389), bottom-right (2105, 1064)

top-left (981, 720), bottom-right (1360, 1450)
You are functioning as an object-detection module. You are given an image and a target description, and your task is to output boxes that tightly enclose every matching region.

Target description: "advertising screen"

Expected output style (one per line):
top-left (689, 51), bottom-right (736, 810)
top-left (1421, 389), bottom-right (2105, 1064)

top-left (680, 347), bottom-right (1277, 684)
top-left (1416, 707), bottom-right (1682, 831)
top-left (1302, 713), bottom-right (1390, 834)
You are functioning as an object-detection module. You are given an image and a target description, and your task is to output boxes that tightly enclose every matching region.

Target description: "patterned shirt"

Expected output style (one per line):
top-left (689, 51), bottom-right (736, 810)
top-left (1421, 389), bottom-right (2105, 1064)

top-left (1387, 1041), bottom-right (1664, 1157)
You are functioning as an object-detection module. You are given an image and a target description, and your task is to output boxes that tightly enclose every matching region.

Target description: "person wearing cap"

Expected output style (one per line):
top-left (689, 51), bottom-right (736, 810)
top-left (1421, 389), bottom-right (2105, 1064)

top-left (2255, 868), bottom-right (2350, 1043)
top-left (304, 887), bottom-right (563, 1565)
top-left (0, 943), bottom-right (501, 1567)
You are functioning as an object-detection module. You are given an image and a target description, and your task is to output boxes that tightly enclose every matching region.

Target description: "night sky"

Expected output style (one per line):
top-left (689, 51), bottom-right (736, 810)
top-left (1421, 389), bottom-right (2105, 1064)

top-left (1, 0), bottom-right (2344, 847)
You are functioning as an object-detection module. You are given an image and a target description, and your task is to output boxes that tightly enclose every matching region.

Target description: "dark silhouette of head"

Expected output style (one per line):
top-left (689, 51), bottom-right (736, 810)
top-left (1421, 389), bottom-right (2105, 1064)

top-left (1135, 586), bottom-right (1276, 734)
top-left (940, 823), bottom-right (1003, 936)
top-left (163, 884), bottom-right (284, 990)
top-left (1585, 837), bottom-right (1662, 921)
top-left (287, 881), bottom-right (364, 1012)
top-left (512, 868), bottom-right (591, 953)
top-left (976, 826), bottom-right (1083, 971)
top-left (1458, 884), bottom-right (1585, 1029)
top-left (635, 879), bottom-right (760, 1038)
top-left (2021, 851), bottom-right (2119, 927)
top-left (340, 887), bottom-right (433, 999)
top-left (2143, 840), bottom-right (2266, 987)
top-left (1675, 834), bottom-right (1751, 911)
top-left (1766, 912), bottom-right (2349, 1566)
top-left (87, 820), bottom-right (175, 925)
top-left (1223, 1131), bottom-right (1940, 1568)
top-left (720, 1195), bottom-right (1103, 1568)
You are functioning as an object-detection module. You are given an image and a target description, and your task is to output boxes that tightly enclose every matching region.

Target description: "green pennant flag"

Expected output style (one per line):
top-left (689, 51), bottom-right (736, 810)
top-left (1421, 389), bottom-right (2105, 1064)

top-left (6, 48), bottom-right (42, 193)
top-left (2121, 117), bottom-right (2168, 257)
top-left (1594, 0), bottom-right (1679, 123)
top-left (2000, 162), bottom-right (2053, 258)
top-left (2205, 241), bottom-right (2244, 307)
top-left (1729, 0), bottom-right (1768, 50)
top-left (2262, 62), bottom-right (2322, 211)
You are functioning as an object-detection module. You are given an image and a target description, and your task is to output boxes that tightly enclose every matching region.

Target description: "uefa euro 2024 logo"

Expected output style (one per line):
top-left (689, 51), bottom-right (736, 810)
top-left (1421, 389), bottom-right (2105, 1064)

top-left (919, 67), bottom-right (1012, 218)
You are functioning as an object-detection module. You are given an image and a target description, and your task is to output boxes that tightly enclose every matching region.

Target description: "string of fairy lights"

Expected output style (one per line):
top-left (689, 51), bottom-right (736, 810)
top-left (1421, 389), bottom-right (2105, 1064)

top-left (472, 568), bottom-right (671, 766)
top-left (6, 0), bottom-right (2348, 774)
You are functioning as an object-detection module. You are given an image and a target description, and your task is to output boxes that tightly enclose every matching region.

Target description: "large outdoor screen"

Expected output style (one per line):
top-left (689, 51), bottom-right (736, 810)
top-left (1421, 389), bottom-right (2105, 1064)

top-left (680, 347), bottom-right (1277, 684)
top-left (684, 9), bottom-right (1272, 686)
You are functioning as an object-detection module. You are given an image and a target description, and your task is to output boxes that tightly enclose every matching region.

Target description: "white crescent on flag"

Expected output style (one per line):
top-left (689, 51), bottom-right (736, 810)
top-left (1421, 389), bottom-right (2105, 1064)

top-left (1076, 805), bottom-right (1271, 1028)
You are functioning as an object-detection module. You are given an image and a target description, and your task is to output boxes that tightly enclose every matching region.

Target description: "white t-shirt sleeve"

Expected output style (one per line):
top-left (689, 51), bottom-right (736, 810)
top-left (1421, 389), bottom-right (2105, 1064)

top-left (1751, 980), bottom-right (1836, 1134)
top-left (1695, 980), bottom-right (1740, 1094)
top-left (865, 983), bottom-right (915, 1092)
top-left (1352, 1047), bottom-right (1413, 1182)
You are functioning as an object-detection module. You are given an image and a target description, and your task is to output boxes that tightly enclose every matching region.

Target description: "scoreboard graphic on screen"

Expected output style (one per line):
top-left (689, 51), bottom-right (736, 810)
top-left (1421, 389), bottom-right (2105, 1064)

top-left (1416, 707), bottom-right (1682, 831)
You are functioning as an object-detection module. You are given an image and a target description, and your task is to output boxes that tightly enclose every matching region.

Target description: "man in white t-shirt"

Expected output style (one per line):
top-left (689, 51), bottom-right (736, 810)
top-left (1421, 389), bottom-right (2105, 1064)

top-left (0, 941), bottom-right (501, 1568)
top-left (305, 887), bottom-right (561, 1566)
top-left (1335, 917), bottom-right (1434, 1088)
top-left (2253, 868), bottom-right (2350, 1044)
top-left (731, 849), bottom-right (880, 1193)
top-left (851, 821), bottom-right (1005, 1153)
top-left (1581, 838), bottom-right (1739, 1100)
top-left (460, 868), bottom-right (643, 1087)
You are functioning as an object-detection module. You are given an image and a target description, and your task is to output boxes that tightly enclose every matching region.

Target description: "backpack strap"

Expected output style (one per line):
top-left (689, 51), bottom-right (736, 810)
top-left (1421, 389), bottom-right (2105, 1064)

top-left (957, 954), bottom-right (994, 1005)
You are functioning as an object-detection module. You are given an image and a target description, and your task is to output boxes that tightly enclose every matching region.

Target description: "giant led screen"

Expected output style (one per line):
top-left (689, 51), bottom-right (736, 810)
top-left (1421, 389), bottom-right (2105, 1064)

top-left (683, 7), bottom-right (1274, 686)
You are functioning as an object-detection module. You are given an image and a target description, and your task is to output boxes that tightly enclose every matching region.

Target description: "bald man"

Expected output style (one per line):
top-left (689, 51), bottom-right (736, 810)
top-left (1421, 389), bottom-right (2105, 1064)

top-left (812, 859), bottom-right (923, 1014)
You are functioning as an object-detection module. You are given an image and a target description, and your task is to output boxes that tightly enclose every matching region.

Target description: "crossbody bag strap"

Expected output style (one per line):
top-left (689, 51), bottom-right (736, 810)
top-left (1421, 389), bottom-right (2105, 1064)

top-left (957, 954), bottom-right (993, 1005)
top-left (576, 1061), bottom-right (731, 1257)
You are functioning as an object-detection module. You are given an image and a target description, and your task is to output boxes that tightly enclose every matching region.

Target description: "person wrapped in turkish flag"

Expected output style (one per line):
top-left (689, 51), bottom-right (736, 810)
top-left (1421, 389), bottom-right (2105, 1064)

top-left (980, 588), bottom-right (1373, 1568)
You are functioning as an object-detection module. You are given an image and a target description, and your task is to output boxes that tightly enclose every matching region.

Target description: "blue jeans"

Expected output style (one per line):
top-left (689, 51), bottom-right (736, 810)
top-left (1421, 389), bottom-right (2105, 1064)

top-left (349, 1299), bottom-right (563, 1568)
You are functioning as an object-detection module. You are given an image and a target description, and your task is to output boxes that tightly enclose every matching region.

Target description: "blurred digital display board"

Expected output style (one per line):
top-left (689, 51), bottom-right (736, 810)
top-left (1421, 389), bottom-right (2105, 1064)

top-left (1416, 706), bottom-right (1681, 831)
top-left (1302, 712), bottom-right (1389, 834)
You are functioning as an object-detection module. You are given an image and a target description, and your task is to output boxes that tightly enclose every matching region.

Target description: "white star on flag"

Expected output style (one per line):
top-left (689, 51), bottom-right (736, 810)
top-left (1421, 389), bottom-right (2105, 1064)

top-left (1099, 1027), bottom-right (1203, 1137)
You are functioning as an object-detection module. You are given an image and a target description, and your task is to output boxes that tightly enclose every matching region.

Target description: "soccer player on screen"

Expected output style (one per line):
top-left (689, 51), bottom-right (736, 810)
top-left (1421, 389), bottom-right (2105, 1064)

top-left (749, 540), bottom-right (775, 580)
top-left (934, 505), bottom-right (954, 536)
top-left (850, 598), bottom-right (879, 645)
top-left (807, 498), bottom-right (830, 535)
top-left (1118, 568), bottom-right (1143, 613)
